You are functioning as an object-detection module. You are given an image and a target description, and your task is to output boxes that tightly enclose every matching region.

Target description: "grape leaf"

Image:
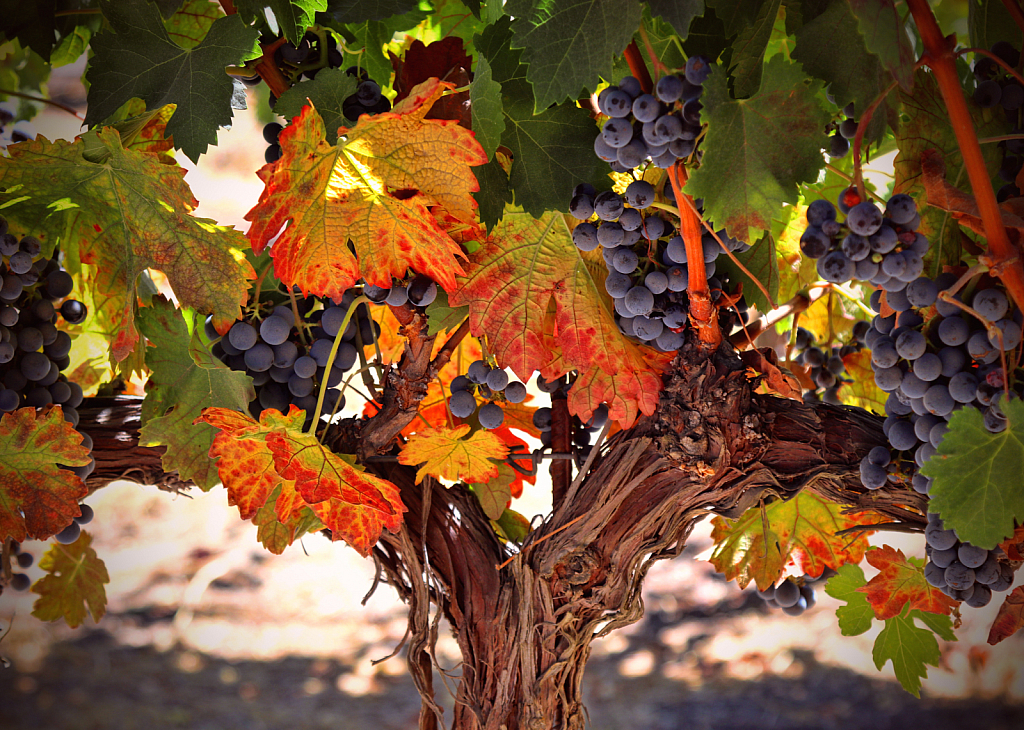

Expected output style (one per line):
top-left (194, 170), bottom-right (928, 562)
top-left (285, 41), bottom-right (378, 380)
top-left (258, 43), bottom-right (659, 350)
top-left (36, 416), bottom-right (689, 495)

top-left (425, 289), bottom-right (469, 336)
top-left (0, 0), bottom-right (58, 60)
top-left (999, 525), bottom-right (1024, 561)
top-left (847, 0), bottom-right (915, 92)
top-left (246, 80), bottom-right (486, 300)
top-left (646, 0), bottom-right (703, 36)
top-left (709, 492), bottom-right (881, 590)
top-left (450, 208), bottom-right (670, 426)
top-left (987, 586), bottom-right (1024, 646)
top-left (919, 396), bottom-right (1024, 550)
top-left (968, 0), bottom-right (1024, 53)
top-left (84, 0), bottom-right (258, 162)
top-left (505, 0), bottom-right (642, 111)
top-left (872, 605), bottom-right (949, 698)
top-left (472, 156), bottom-right (513, 231)
top-left (727, 0), bottom-right (782, 98)
top-left (469, 463), bottom-right (516, 520)
top-left (137, 297), bottom-right (255, 491)
top-left (707, 0), bottom-right (765, 36)
top-left (233, 0), bottom-right (327, 46)
top-left (839, 348), bottom-right (887, 413)
top-left (684, 56), bottom-right (830, 244)
top-left (0, 407), bottom-right (90, 544)
top-left (197, 406), bottom-right (406, 556)
top-left (398, 424), bottom-right (508, 485)
top-left (470, 54), bottom-right (504, 160)
top-left (713, 232), bottom-right (777, 314)
top-left (0, 130), bottom-right (256, 362)
top-left (326, 0), bottom-right (421, 23)
top-left (275, 68), bottom-right (359, 145)
top-left (30, 532), bottom-right (109, 629)
top-left (858, 546), bottom-right (958, 620)
top-left (254, 484), bottom-right (324, 555)
top-left (340, 7), bottom-right (429, 86)
top-left (164, 0), bottom-right (221, 49)
top-left (824, 563), bottom-right (875, 636)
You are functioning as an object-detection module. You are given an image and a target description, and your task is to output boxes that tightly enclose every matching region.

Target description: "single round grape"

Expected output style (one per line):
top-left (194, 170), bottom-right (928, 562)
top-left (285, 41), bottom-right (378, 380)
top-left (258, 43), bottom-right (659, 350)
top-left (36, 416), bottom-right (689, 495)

top-left (947, 372), bottom-right (978, 403)
top-left (532, 406), bottom-right (552, 430)
top-left (363, 283), bottom-right (390, 303)
top-left (774, 580), bottom-right (801, 608)
top-left (905, 277), bottom-right (938, 307)
top-left (20, 351), bottom-right (51, 381)
top-left (632, 316), bottom-right (664, 341)
top-left (258, 315), bottom-right (292, 345)
top-left (924, 561), bottom-right (947, 587)
top-left (597, 222), bottom-right (625, 248)
top-left (572, 222), bottom-right (599, 251)
top-left (957, 543), bottom-right (988, 569)
top-left (926, 524), bottom-right (959, 551)
top-left (612, 248), bottom-right (638, 274)
top-left (806, 199), bottom-right (837, 226)
top-left (817, 250), bottom-right (855, 283)
top-left (54, 520), bottom-right (81, 545)
top-left (602, 118), bottom-right (633, 148)
top-left (640, 215), bottom-right (666, 241)
top-left (450, 375), bottom-right (471, 393)
top-left (60, 299), bottom-right (87, 324)
top-left (895, 329), bottom-right (927, 360)
top-left (846, 202), bottom-right (883, 236)
top-left (504, 381), bottom-right (527, 403)
top-left (654, 114), bottom-right (683, 141)
top-left (860, 459), bottom-right (888, 489)
top-left (685, 55), bottom-right (712, 85)
top-left (293, 355), bottom-right (317, 379)
top-left (244, 343), bottom-right (274, 372)
top-left (465, 360), bottom-right (489, 385)
top-left (386, 286), bottom-right (409, 306)
top-left (655, 74), bottom-right (684, 102)
top-left (643, 271), bottom-right (668, 296)
top-left (922, 383), bottom-right (954, 417)
top-left (912, 473), bottom-right (932, 494)
top-left (624, 180), bottom-right (656, 209)
top-left (288, 374), bottom-right (314, 398)
top-left (228, 321), bottom-right (258, 351)
top-left (975, 554), bottom-right (1002, 585)
top-left (478, 403), bottom-right (504, 429)
top-left (593, 135), bottom-right (617, 162)
top-left (17, 327), bottom-right (43, 353)
top-left (912, 353), bottom-right (942, 382)
top-left (885, 193), bottom-right (917, 225)
top-left (46, 270), bottom-right (74, 299)
top-left (569, 194), bottom-right (595, 220)
top-left (936, 316), bottom-right (969, 346)
top-left (0, 387), bottom-right (19, 411)
top-left (965, 583), bottom-right (992, 608)
top-left (594, 191), bottom-right (624, 221)
top-left (623, 286), bottom-right (655, 317)
top-left (450, 390), bottom-right (477, 418)
top-left (871, 339), bottom-right (899, 369)
top-left (309, 338), bottom-right (335, 367)
top-left (887, 418), bottom-right (918, 450)
top-left (605, 272), bottom-right (632, 298)
top-left (988, 318), bottom-right (1022, 350)
top-left (273, 341), bottom-right (299, 369)
top-left (74, 503), bottom-right (95, 525)
top-left (485, 368), bottom-right (509, 392)
top-left (944, 561), bottom-right (976, 590)
top-left (631, 94), bottom-right (661, 123)
top-left (866, 446), bottom-right (891, 466)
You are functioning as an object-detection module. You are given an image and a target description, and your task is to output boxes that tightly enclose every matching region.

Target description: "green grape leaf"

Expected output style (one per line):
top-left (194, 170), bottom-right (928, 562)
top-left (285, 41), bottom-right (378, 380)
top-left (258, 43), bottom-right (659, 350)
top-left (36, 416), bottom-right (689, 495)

top-left (343, 7), bottom-right (428, 86)
top-left (506, 0), bottom-right (642, 111)
top-left (474, 15), bottom-right (523, 86)
top-left (473, 156), bottom-right (513, 231)
top-left (708, 0), bottom-right (766, 37)
top-left (969, 0), bottom-right (1024, 53)
top-left (254, 484), bottom-right (324, 555)
top-left (470, 54), bottom-right (505, 160)
top-left (646, 0), bottom-right (704, 36)
top-left (791, 0), bottom-right (891, 142)
top-left (138, 297), bottom-right (256, 491)
top-left (325, 0), bottom-right (421, 23)
top-left (163, 0), bottom-right (222, 49)
top-left (152, 0), bottom-right (185, 18)
top-left (609, 9), bottom-right (685, 82)
top-left (872, 605), bottom-right (949, 698)
top-left (847, 0), bottom-right (915, 92)
top-left (681, 6), bottom-right (733, 67)
top-left (825, 563), bottom-right (875, 637)
top-left (684, 56), bottom-right (830, 244)
top-left (234, 0), bottom-right (327, 45)
top-left (425, 289), bottom-right (469, 336)
top-left (84, 0), bottom-right (258, 162)
top-left (919, 397), bottom-right (1024, 550)
top-left (713, 232), bottom-right (777, 315)
top-left (51, 25), bottom-right (92, 67)
top-left (275, 67), bottom-right (359, 145)
top-left (31, 532), bottom-right (109, 629)
top-left (501, 80), bottom-right (610, 218)
top-left (728, 0), bottom-right (782, 98)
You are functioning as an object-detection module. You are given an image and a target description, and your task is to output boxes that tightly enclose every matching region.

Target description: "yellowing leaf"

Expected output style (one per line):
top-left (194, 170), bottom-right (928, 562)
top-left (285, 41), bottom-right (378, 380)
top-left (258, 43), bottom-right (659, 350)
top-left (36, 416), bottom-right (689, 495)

top-left (709, 492), bottom-right (883, 590)
top-left (0, 407), bottom-right (90, 543)
top-left (398, 424), bottom-right (508, 484)
top-left (246, 78), bottom-right (487, 301)
top-left (196, 405), bottom-right (406, 556)
top-left (31, 532), bottom-right (109, 629)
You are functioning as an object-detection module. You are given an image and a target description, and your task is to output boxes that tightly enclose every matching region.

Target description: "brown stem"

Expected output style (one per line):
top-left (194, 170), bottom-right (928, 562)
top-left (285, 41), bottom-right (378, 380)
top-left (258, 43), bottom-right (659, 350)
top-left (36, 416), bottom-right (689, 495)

top-left (550, 392), bottom-right (572, 509)
top-left (623, 41), bottom-right (654, 94)
top-left (851, 79), bottom-right (899, 201)
top-left (429, 318), bottom-right (471, 377)
top-left (0, 89), bottom-right (84, 120)
top-left (255, 38), bottom-right (293, 98)
top-left (907, 0), bottom-right (1024, 314)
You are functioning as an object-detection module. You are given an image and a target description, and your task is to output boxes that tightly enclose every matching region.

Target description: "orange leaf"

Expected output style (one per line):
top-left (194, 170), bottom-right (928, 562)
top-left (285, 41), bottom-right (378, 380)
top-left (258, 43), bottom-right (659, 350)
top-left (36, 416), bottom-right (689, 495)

top-left (246, 78), bottom-right (486, 301)
top-left (999, 525), bottom-right (1024, 561)
top-left (0, 407), bottom-right (90, 543)
top-left (450, 208), bottom-right (671, 427)
top-left (196, 406), bottom-right (406, 556)
top-left (857, 545), bottom-right (958, 619)
top-left (709, 492), bottom-right (883, 590)
top-left (739, 347), bottom-right (802, 400)
top-left (987, 586), bottom-right (1024, 645)
top-left (398, 424), bottom-right (508, 484)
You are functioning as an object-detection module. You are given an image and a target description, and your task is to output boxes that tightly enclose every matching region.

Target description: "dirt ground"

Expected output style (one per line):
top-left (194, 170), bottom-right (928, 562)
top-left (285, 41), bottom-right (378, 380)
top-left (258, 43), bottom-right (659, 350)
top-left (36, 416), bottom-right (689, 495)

top-left (1, 481), bottom-right (1023, 730)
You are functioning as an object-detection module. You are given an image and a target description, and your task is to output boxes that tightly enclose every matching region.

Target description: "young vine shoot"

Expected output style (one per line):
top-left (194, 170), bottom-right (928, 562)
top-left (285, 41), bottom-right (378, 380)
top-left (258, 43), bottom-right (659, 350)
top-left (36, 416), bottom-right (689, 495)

top-left (1, 0), bottom-right (1023, 712)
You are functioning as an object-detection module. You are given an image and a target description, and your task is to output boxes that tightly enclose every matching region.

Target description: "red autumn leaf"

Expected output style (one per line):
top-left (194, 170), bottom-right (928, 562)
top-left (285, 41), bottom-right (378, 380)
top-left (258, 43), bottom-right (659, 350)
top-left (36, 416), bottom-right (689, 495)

top-left (999, 525), bottom-right (1024, 561)
top-left (0, 407), bottom-right (91, 543)
top-left (987, 586), bottom-right (1024, 645)
top-left (709, 492), bottom-right (883, 590)
top-left (245, 78), bottom-right (487, 301)
top-left (450, 208), bottom-right (671, 427)
top-left (739, 347), bottom-right (802, 400)
top-left (391, 37), bottom-right (472, 127)
top-left (858, 545), bottom-right (958, 619)
top-left (398, 424), bottom-right (508, 484)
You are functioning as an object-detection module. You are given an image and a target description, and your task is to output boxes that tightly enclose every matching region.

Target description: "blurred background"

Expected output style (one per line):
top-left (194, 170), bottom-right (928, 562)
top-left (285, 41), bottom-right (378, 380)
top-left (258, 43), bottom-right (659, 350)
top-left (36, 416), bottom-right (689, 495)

top-left (1, 47), bottom-right (1023, 730)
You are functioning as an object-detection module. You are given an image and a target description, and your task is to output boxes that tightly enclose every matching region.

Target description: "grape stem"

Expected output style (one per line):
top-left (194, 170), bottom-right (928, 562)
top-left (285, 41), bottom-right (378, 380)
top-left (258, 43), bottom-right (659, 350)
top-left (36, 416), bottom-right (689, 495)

top-left (907, 0), bottom-right (1024, 315)
top-left (623, 41), bottom-right (654, 95)
top-left (310, 295), bottom-right (369, 437)
top-left (254, 38), bottom-right (293, 99)
top-left (0, 89), bottom-right (84, 120)
top-left (637, 25), bottom-right (670, 80)
top-left (729, 285), bottom-right (832, 350)
top-left (851, 78), bottom-right (899, 202)
top-left (958, 48), bottom-right (1024, 88)
top-left (823, 163), bottom-right (887, 204)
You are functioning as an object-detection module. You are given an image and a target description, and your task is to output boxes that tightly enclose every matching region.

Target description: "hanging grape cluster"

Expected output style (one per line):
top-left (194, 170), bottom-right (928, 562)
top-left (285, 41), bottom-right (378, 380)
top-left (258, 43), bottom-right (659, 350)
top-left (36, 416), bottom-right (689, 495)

top-left (785, 323), bottom-right (869, 405)
top-left (755, 568), bottom-right (836, 616)
top-left (970, 41), bottom-right (1024, 202)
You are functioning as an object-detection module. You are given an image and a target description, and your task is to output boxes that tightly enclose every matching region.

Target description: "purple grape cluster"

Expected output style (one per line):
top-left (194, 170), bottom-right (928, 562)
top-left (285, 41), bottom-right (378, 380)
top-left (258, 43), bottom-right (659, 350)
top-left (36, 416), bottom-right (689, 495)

top-left (531, 374), bottom-right (608, 459)
top-left (755, 569), bottom-right (835, 616)
top-left (569, 184), bottom-right (749, 351)
top-left (799, 192), bottom-right (926, 288)
top-left (362, 273), bottom-right (439, 308)
top-left (787, 322), bottom-right (868, 405)
top-left (971, 42), bottom-right (1024, 201)
top-left (448, 359), bottom-right (529, 430)
top-left (827, 102), bottom-right (858, 159)
top-left (593, 57), bottom-right (712, 173)
top-left (0, 216), bottom-right (92, 480)
top-left (210, 289), bottom-right (376, 428)
top-left (923, 512), bottom-right (1014, 607)
top-left (4, 503), bottom-right (94, 595)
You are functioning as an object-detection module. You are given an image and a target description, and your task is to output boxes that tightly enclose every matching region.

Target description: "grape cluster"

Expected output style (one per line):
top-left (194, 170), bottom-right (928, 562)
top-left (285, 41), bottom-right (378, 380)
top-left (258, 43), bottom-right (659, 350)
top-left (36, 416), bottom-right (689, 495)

top-left (826, 103), bottom-right (858, 159)
top-left (923, 512), bottom-right (1014, 607)
top-left (447, 359), bottom-right (528, 431)
top-left (3, 504), bottom-right (93, 595)
top-left (755, 569), bottom-right (834, 616)
top-left (362, 273), bottom-right (439, 308)
top-left (799, 191), bottom-right (926, 287)
top-left (570, 184), bottom-right (748, 351)
top-left (0, 217), bottom-right (92, 480)
top-left (210, 290), bottom-right (378, 428)
top-left (971, 41), bottom-right (1024, 201)
top-left (594, 58), bottom-right (712, 172)
top-left (531, 378), bottom-right (608, 460)
top-left (787, 323), bottom-right (868, 405)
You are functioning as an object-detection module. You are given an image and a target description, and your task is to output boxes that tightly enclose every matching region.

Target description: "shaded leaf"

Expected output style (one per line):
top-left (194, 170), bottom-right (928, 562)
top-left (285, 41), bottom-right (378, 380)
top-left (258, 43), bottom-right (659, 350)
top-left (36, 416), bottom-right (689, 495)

top-left (253, 484), bottom-right (324, 555)
top-left (987, 586), bottom-right (1024, 645)
top-left (84, 0), bottom-right (258, 162)
top-left (31, 532), bottom-right (109, 628)
top-left (326, 0), bottom-right (420, 23)
top-left (424, 289), bottom-right (469, 336)
top-left (858, 546), bottom-right (958, 620)
top-left (739, 347), bottom-right (802, 400)
top-left (246, 80), bottom-right (486, 301)
top-left (646, 0), bottom-right (704, 36)
top-left (920, 396), bottom-right (1024, 549)
top-left (825, 563), bottom-right (875, 636)
top-left (494, 507), bottom-right (532, 543)
top-left (470, 54), bottom-right (504, 160)
top-left (0, 407), bottom-right (90, 543)
top-left (398, 424), bottom-right (508, 485)
top-left (728, 0), bottom-right (782, 98)
top-left (234, 0), bottom-right (327, 46)
top-left (163, 0), bottom-right (221, 49)
top-left (714, 232), bottom-right (778, 313)
top-left (469, 463), bottom-right (517, 520)
top-left (275, 67), bottom-right (359, 144)
top-left (847, 0), bottom-right (915, 92)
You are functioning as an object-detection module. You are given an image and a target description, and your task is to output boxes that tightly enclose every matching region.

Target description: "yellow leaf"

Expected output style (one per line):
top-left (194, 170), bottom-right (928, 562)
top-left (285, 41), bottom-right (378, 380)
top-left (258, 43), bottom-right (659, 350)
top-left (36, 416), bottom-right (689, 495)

top-left (398, 424), bottom-right (508, 485)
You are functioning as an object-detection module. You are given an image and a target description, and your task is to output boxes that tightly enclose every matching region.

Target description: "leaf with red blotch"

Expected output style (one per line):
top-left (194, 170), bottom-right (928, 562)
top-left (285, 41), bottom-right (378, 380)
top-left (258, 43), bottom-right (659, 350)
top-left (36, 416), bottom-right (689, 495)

top-left (450, 207), bottom-right (671, 427)
top-left (31, 532), bottom-right (109, 628)
top-left (398, 424), bottom-right (508, 485)
top-left (245, 79), bottom-right (487, 301)
top-left (196, 406), bottom-right (406, 556)
top-left (858, 545), bottom-right (958, 619)
top-left (0, 407), bottom-right (91, 543)
top-left (253, 484), bottom-right (324, 556)
top-left (999, 525), bottom-right (1024, 561)
top-left (710, 492), bottom-right (883, 590)
top-left (0, 130), bottom-right (255, 362)
top-left (987, 586), bottom-right (1024, 645)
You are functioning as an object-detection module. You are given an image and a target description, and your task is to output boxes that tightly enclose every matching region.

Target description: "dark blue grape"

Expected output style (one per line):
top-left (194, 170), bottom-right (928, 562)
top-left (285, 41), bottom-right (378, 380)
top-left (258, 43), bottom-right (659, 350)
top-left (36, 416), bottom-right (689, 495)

top-left (450, 390), bottom-right (476, 418)
top-left (478, 403), bottom-right (504, 429)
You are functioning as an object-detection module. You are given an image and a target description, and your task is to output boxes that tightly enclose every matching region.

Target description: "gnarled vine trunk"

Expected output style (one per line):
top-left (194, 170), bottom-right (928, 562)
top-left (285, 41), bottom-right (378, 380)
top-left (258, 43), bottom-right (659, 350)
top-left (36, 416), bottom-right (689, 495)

top-left (80, 342), bottom-right (925, 730)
